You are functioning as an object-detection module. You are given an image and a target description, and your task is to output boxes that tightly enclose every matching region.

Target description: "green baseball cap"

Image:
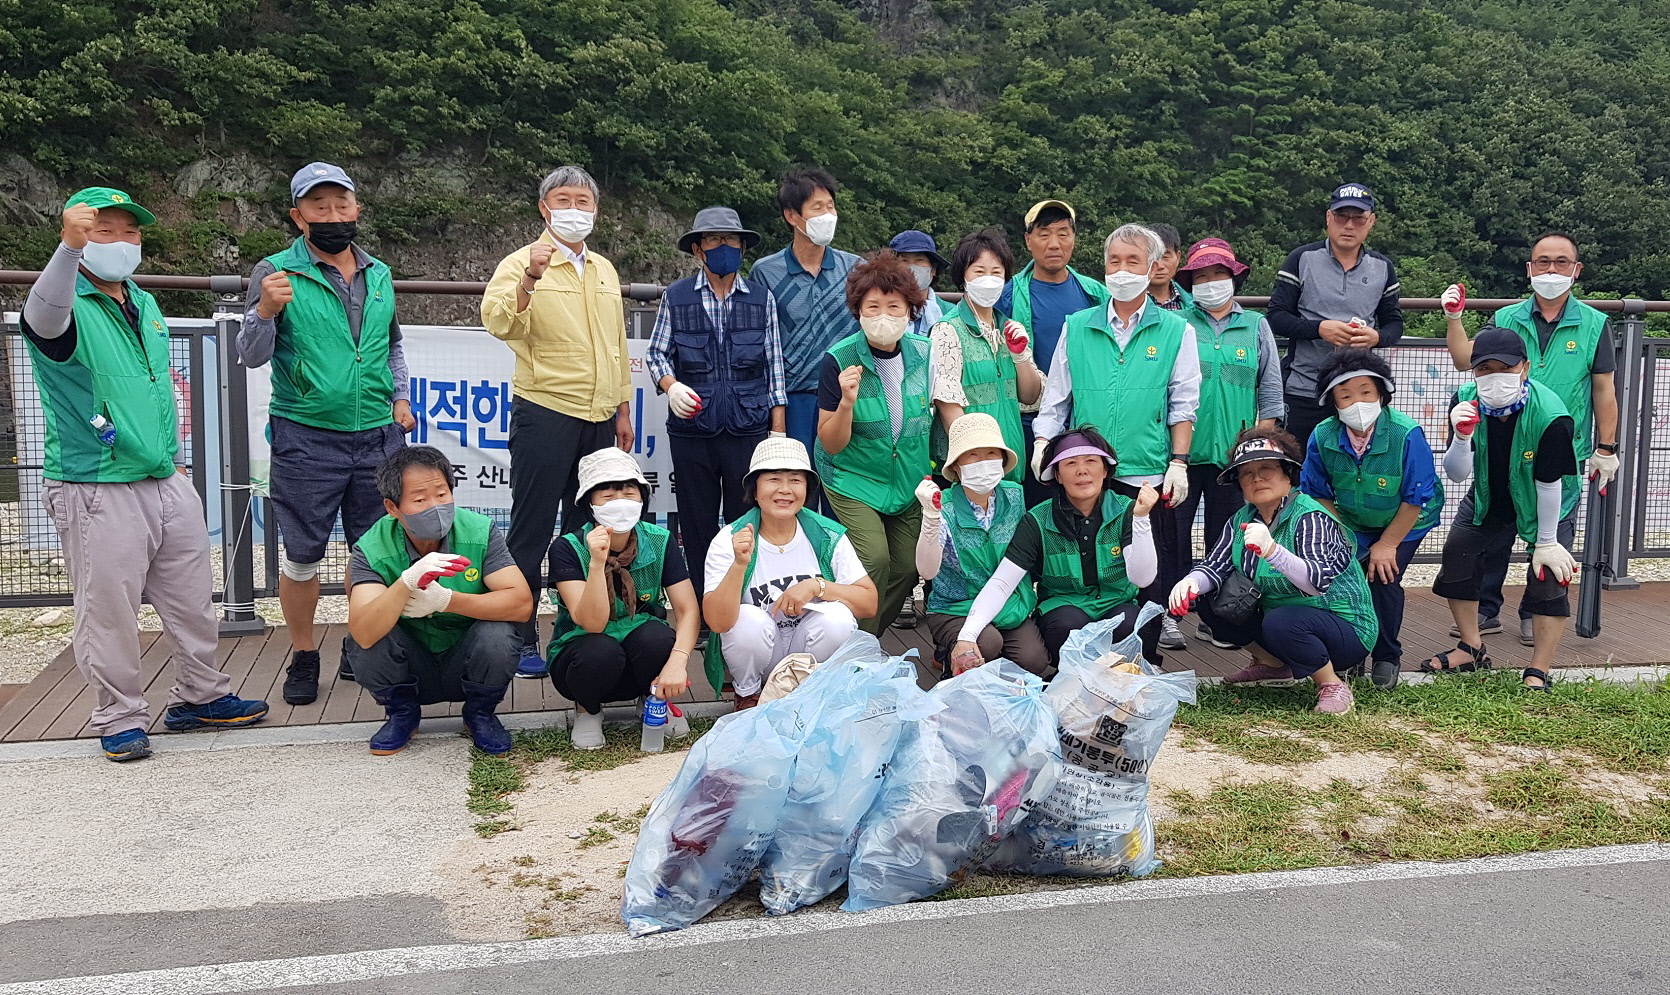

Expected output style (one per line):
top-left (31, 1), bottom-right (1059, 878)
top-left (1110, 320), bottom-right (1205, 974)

top-left (65, 186), bottom-right (156, 226)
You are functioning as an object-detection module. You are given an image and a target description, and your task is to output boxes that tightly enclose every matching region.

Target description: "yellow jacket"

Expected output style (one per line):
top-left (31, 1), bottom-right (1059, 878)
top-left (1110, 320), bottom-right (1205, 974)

top-left (481, 231), bottom-right (631, 421)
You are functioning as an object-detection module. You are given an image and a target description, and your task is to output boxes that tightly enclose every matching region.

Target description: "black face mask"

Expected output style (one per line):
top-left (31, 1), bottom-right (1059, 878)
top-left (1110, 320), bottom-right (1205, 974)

top-left (306, 221), bottom-right (359, 255)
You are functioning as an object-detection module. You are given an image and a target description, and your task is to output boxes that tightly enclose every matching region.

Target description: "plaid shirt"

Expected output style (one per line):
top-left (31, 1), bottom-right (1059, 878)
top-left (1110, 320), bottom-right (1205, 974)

top-left (647, 270), bottom-right (787, 406)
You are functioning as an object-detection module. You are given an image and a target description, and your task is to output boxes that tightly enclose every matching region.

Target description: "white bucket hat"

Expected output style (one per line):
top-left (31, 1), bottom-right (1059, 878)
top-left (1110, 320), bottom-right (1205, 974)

top-left (743, 437), bottom-right (820, 493)
top-left (943, 413), bottom-right (1017, 482)
top-left (575, 447), bottom-right (650, 502)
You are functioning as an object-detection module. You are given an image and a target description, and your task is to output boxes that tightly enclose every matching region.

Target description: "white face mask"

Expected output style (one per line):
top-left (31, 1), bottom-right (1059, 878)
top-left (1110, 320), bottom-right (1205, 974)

top-left (1191, 277), bottom-right (1235, 310)
top-left (1105, 267), bottom-right (1151, 303)
top-left (81, 240), bottom-right (142, 283)
top-left (1530, 271), bottom-right (1574, 301)
top-left (592, 498), bottom-right (643, 533)
top-left (958, 458), bottom-right (1005, 495)
top-left (860, 314), bottom-right (908, 349)
top-left (1475, 372), bottom-right (1526, 411)
top-left (910, 264), bottom-right (934, 291)
top-left (802, 212), bottom-right (838, 247)
top-left (964, 274), bottom-right (1004, 309)
top-left (1338, 400), bottom-right (1382, 433)
top-left (546, 207), bottom-right (595, 243)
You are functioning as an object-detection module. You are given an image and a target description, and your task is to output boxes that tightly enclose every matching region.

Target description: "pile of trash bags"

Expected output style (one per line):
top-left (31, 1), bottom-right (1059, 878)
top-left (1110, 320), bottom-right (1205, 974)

top-left (620, 611), bottom-right (1196, 936)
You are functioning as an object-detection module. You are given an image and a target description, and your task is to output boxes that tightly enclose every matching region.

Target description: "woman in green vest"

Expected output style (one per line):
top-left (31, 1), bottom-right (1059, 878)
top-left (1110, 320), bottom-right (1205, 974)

top-left (928, 229), bottom-right (1043, 482)
top-left (548, 448), bottom-right (700, 750)
top-left (914, 413), bottom-right (1048, 680)
top-left (958, 427), bottom-right (1161, 667)
top-left (1169, 427), bottom-right (1380, 715)
top-left (815, 250), bottom-right (933, 637)
top-left (1300, 349), bottom-right (1443, 692)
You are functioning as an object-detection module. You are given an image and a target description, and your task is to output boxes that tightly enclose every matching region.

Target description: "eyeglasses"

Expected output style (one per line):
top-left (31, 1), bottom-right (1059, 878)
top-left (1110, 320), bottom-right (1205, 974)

top-left (1237, 464), bottom-right (1287, 483)
top-left (1327, 211), bottom-right (1371, 227)
top-left (1529, 256), bottom-right (1579, 274)
top-left (699, 234), bottom-right (744, 249)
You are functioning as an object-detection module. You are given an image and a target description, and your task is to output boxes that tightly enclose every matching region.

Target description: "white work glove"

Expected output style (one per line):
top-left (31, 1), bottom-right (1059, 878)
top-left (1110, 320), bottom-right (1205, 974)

top-left (1168, 577), bottom-right (1201, 617)
top-left (401, 579), bottom-right (454, 618)
top-left (1530, 542), bottom-right (1577, 586)
top-left (1450, 400), bottom-right (1480, 441)
top-left (400, 551), bottom-right (470, 592)
top-left (769, 430), bottom-right (786, 439)
top-left (1240, 520), bottom-right (1275, 557)
top-left (1031, 437), bottom-right (1049, 479)
top-left (915, 476), bottom-right (943, 520)
top-left (1162, 460), bottom-right (1189, 507)
top-left (1587, 450), bottom-right (1620, 494)
top-left (1441, 282), bottom-right (1466, 318)
top-left (666, 382), bottom-right (703, 420)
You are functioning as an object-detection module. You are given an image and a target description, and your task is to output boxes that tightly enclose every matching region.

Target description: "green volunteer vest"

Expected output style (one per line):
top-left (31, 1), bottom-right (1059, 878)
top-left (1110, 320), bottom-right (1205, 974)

top-left (1492, 298), bottom-right (1606, 460)
top-left (1312, 407), bottom-right (1444, 538)
top-left (1028, 490), bottom-right (1138, 618)
top-left (357, 507), bottom-right (492, 653)
top-left (928, 300), bottom-right (1024, 482)
top-left (1459, 379), bottom-right (1578, 544)
top-left (704, 508), bottom-right (846, 692)
top-left (925, 481), bottom-right (1036, 628)
top-left (264, 238), bottom-right (397, 432)
top-left (814, 332), bottom-right (932, 514)
top-left (547, 522), bottom-right (672, 657)
top-left (1062, 305), bottom-right (1188, 476)
top-left (1007, 262), bottom-right (1109, 336)
top-left (27, 275), bottom-right (178, 482)
top-left (1184, 304), bottom-right (1262, 466)
top-left (1229, 492), bottom-right (1379, 652)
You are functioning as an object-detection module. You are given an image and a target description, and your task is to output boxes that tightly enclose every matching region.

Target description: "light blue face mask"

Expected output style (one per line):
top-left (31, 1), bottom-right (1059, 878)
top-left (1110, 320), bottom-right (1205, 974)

top-left (81, 240), bottom-right (142, 283)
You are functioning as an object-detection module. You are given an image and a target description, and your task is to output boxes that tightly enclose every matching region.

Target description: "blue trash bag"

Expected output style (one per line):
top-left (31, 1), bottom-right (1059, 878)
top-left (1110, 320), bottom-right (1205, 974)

top-left (843, 660), bottom-right (1061, 911)
top-left (985, 604), bottom-right (1198, 878)
top-left (756, 643), bottom-right (923, 915)
top-left (621, 699), bottom-right (806, 936)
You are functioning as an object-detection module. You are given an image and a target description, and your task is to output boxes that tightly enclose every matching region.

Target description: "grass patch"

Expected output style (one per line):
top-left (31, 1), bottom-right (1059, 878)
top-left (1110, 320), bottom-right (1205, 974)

top-left (1157, 781), bottom-right (1346, 876)
top-left (1483, 767), bottom-right (1584, 813)
top-left (577, 826), bottom-right (616, 849)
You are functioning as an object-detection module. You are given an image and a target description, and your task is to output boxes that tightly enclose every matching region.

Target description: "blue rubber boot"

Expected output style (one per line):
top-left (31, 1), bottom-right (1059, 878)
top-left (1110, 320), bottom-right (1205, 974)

top-left (163, 694), bottom-right (269, 731)
top-left (460, 679), bottom-right (513, 755)
top-left (368, 682), bottom-right (422, 755)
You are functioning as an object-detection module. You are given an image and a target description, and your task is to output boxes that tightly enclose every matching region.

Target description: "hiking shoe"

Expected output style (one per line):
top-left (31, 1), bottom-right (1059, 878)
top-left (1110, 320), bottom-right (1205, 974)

top-left (1196, 622), bottom-right (1236, 649)
top-left (101, 728), bottom-right (153, 762)
top-left (1314, 682), bottom-right (1356, 714)
top-left (337, 656), bottom-right (356, 682)
top-left (1518, 617), bottom-right (1535, 647)
top-left (515, 646), bottom-right (549, 680)
top-left (1222, 661), bottom-right (1298, 687)
top-left (1158, 616), bottom-right (1187, 650)
top-left (283, 650), bottom-right (321, 705)
top-left (571, 709), bottom-right (605, 750)
top-left (1449, 616), bottom-right (1502, 638)
top-left (1370, 659), bottom-right (1400, 691)
top-left (733, 692), bottom-right (761, 711)
top-left (163, 694), bottom-right (269, 731)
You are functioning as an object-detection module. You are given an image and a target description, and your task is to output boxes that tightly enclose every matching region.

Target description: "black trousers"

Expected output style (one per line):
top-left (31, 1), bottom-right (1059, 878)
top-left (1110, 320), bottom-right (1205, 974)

top-left (552, 618), bottom-right (676, 714)
top-left (1171, 463), bottom-right (1242, 573)
top-left (668, 430), bottom-right (765, 585)
top-left (1281, 394), bottom-right (1331, 452)
top-left (346, 621), bottom-right (520, 704)
top-left (507, 397), bottom-right (617, 649)
top-left (1037, 602), bottom-right (1162, 669)
top-left (1112, 479), bottom-right (1179, 657)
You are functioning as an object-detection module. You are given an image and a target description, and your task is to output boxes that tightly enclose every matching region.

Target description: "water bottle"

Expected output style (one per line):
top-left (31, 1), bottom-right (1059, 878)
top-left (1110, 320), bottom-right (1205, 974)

top-left (667, 702), bottom-right (690, 739)
top-left (90, 414), bottom-right (117, 448)
top-left (640, 695), bottom-right (668, 753)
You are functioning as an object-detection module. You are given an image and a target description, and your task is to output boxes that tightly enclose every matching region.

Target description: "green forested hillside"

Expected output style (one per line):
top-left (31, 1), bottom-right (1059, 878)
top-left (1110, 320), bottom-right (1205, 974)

top-left (2, 0), bottom-right (1667, 315)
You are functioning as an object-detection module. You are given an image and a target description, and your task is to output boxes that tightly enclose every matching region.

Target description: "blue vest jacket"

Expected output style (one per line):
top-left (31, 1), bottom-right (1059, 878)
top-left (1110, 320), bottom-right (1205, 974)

top-left (662, 276), bottom-right (772, 437)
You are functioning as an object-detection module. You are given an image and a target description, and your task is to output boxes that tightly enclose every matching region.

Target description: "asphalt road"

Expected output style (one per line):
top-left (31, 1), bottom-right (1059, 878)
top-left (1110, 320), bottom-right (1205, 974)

top-left (12, 849), bottom-right (1668, 995)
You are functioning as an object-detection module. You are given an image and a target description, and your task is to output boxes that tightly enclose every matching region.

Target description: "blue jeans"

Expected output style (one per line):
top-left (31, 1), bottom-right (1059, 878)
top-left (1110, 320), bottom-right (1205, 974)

top-left (784, 391), bottom-right (821, 453)
top-left (1358, 534), bottom-right (1423, 666)
top-left (1198, 602), bottom-right (1370, 678)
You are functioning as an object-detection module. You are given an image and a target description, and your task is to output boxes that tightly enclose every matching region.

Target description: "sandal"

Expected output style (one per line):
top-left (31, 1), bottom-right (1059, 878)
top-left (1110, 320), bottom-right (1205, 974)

top-left (1521, 667), bottom-right (1552, 693)
top-left (1419, 641), bottom-right (1491, 674)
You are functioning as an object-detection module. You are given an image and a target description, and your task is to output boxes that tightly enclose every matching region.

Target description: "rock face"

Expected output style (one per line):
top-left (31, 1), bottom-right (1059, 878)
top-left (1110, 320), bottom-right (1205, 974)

top-left (0, 155), bottom-right (61, 226)
top-left (173, 155), bottom-right (280, 199)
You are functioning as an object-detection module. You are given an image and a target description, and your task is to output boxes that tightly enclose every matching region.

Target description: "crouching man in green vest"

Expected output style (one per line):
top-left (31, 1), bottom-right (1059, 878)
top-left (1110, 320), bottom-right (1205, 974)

top-left (21, 190), bottom-right (271, 762)
top-left (345, 446), bottom-right (532, 755)
top-left (1424, 328), bottom-right (1579, 692)
top-left (240, 163), bottom-right (411, 708)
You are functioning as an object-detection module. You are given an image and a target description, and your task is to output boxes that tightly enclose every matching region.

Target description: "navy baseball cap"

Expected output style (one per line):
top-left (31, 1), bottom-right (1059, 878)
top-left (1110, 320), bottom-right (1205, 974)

top-left (1328, 182), bottom-right (1375, 211)
top-left (291, 162), bottom-right (356, 201)
top-left (887, 230), bottom-right (949, 272)
top-left (1470, 325), bottom-right (1528, 369)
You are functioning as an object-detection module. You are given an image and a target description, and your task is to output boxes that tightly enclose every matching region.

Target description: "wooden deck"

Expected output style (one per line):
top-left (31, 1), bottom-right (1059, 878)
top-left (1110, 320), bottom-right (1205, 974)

top-left (4, 584), bottom-right (1668, 743)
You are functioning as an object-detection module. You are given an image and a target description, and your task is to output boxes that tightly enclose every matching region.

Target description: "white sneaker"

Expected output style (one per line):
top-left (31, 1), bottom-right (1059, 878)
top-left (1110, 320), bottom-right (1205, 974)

top-left (1158, 616), bottom-right (1187, 651)
top-left (571, 709), bottom-right (605, 750)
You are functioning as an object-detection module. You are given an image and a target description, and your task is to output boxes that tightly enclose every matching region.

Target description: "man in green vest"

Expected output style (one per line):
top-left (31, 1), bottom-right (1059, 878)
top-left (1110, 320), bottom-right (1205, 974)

top-left (240, 163), bottom-right (412, 708)
top-left (1426, 328), bottom-right (1579, 691)
top-left (345, 446), bottom-right (533, 755)
top-left (1440, 232), bottom-right (1620, 646)
top-left (21, 190), bottom-right (269, 762)
top-left (1033, 223), bottom-right (1200, 663)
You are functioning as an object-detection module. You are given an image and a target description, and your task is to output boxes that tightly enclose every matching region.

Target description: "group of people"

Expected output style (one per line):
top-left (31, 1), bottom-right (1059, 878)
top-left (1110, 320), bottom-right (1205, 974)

top-left (21, 159), bottom-right (1620, 762)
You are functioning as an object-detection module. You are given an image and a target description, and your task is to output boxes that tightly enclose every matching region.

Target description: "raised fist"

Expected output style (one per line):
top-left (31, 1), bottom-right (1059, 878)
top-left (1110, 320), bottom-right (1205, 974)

top-left (256, 270), bottom-right (294, 320)
top-left (527, 243), bottom-right (555, 280)
top-left (61, 205), bottom-right (98, 251)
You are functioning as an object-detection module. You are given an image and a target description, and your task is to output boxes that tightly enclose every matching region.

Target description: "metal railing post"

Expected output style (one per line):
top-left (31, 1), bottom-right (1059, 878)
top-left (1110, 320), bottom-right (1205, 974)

top-left (1604, 300), bottom-right (1645, 589)
top-left (210, 276), bottom-right (266, 635)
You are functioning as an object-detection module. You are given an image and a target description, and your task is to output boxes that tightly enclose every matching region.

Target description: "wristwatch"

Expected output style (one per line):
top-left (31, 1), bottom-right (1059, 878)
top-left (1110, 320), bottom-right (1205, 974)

top-left (815, 576), bottom-right (827, 599)
top-left (1596, 442), bottom-right (1619, 455)
top-left (1169, 453), bottom-right (1189, 464)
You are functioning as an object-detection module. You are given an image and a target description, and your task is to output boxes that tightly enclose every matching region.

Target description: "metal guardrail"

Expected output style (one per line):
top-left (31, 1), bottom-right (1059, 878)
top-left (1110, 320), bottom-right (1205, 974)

top-left (0, 274), bottom-right (1661, 618)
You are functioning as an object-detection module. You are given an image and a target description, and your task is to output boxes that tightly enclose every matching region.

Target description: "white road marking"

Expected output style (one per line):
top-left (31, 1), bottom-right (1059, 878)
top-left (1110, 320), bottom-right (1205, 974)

top-left (10, 842), bottom-right (1670, 994)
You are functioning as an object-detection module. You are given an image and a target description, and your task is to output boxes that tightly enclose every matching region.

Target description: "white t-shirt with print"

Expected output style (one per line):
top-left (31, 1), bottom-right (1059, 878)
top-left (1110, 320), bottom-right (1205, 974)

top-left (703, 522), bottom-right (867, 608)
